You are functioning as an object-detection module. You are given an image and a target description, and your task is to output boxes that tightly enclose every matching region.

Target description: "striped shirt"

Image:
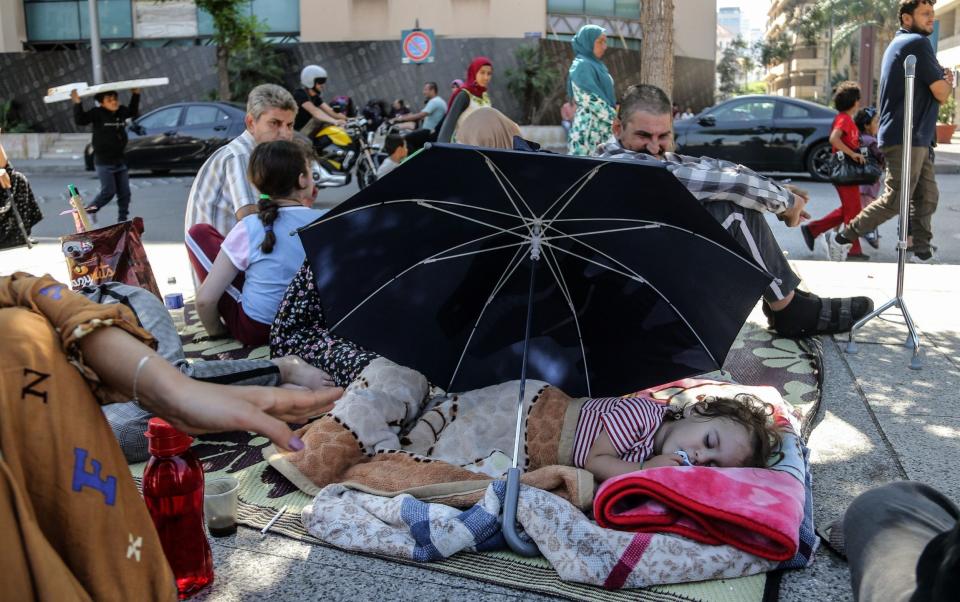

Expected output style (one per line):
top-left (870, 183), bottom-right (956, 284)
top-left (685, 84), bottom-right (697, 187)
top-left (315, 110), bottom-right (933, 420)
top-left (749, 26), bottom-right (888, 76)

top-left (596, 141), bottom-right (795, 216)
top-left (184, 130), bottom-right (258, 236)
top-left (572, 396), bottom-right (668, 468)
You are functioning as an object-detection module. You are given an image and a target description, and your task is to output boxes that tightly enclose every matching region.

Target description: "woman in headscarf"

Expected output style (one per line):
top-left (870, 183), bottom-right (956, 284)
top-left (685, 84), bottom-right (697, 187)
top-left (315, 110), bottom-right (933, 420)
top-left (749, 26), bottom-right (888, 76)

top-left (455, 107), bottom-right (521, 149)
top-left (566, 25), bottom-right (617, 156)
top-left (437, 56), bottom-right (493, 143)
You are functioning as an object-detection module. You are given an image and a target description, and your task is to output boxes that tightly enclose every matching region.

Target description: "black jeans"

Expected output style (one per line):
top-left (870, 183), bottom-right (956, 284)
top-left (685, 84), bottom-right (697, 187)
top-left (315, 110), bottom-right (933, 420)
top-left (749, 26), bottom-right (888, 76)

top-left (843, 481), bottom-right (960, 601)
top-left (92, 162), bottom-right (131, 221)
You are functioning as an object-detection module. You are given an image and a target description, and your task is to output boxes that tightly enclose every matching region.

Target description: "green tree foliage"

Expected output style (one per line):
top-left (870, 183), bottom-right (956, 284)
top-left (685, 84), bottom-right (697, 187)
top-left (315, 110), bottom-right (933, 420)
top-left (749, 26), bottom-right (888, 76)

top-left (0, 100), bottom-right (32, 133)
top-left (505, 44), bottom-right (564, 125)
top-left (717, 37), bottom-right (763, 100)
top-left (161, 0), bottom-right (264, 101)
top-left (228, 32), bottom-right (286, 102)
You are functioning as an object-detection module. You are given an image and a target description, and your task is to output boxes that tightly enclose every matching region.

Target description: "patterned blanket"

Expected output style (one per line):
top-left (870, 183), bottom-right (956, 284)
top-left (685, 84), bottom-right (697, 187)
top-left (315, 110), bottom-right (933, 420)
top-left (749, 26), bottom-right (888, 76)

top-left (300, 379), bottom-right (817, 589)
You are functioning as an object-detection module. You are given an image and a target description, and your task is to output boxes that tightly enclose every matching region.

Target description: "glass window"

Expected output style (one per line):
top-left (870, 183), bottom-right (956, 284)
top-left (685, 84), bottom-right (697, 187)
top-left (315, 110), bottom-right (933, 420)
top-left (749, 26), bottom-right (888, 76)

top-left (584, 0), bottom-right (616, 16)
top-left (184, 105), bottom-right (223, 126)
top-left (79, 0), bottom-right (132, 39)
top-left (547, 0), bottom-right (585, 14)
top-left (138, 107), bottom-right (182, 130)
top-left (615, 0), bottom-right (640, 18)
top-left (781, 103), bottom-right (812, 119)
top-left (252, 0), bottom-right (299, 32)
top-left (25, 2), bottom-right (81, 41)
top-left (711, 100), bottom-right (775, 121)
top-left (198, 0), bottom-right (299, 35)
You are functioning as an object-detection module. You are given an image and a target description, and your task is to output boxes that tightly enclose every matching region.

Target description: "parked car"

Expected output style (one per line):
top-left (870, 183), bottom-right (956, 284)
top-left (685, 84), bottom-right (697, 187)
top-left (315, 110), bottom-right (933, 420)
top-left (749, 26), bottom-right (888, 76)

top-left (84, 101), bottom-right (247, 173)
top-left (674, 95), bottom-right (837, 181)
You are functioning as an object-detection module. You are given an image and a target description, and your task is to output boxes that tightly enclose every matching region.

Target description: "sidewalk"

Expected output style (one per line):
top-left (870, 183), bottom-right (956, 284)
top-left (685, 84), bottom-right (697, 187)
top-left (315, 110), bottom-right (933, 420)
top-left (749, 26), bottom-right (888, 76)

top-left (1, 244), bottom-right (957, 601)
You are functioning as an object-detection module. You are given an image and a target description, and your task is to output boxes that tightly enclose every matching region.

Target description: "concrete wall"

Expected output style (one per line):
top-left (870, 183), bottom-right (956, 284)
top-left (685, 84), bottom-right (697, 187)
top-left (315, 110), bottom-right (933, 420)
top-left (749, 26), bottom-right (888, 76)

top-left (0, 0), bottom-right (26, 53)
top-left (673, 0), bottom-right (717, 62)
top-left (300, 0), bottom-right (546, 42)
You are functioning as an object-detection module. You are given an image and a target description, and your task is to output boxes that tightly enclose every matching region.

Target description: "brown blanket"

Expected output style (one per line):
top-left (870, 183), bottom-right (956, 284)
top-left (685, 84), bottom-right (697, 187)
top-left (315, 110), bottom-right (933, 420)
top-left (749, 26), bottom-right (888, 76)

top-left (265, 358), bottom-right (594, 509)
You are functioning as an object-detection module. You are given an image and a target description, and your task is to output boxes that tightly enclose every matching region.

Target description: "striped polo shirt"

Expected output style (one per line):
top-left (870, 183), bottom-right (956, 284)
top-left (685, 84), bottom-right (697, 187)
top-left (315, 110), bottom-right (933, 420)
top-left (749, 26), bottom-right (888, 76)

top-left (572, 396), bottom-right (668, 468)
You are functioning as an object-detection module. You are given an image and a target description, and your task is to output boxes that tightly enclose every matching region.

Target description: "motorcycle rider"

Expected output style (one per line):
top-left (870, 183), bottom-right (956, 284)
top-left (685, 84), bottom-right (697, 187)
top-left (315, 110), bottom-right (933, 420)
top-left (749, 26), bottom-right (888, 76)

top-left (294, 65), bottom-right (347, 135)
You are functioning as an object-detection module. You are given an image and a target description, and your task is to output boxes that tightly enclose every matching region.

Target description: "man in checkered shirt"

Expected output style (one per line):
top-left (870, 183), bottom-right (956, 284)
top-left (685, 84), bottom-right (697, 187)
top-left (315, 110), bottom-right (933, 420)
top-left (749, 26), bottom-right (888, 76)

top-left (597, 84), bottom-right (873, 338)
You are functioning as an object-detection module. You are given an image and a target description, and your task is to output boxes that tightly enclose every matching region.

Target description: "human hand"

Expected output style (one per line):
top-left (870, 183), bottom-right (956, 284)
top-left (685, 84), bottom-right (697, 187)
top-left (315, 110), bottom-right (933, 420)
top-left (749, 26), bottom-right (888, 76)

top-left (783, 183), bottom-right (809, 201)
top-left (0, 168), bottom-right (10, 189)
top-left (945, 68), bottom-right (955, 88)
top-left (148, 376), bottom-right (343, 451)
top-left (70, 89), bottom-right (81, 103)
top-left (131, 87), bottom-right (141, 94)
top-left (779, 193), bottom-right (808, 228)
top-left (850, 152), bottom-right (866, 164)
top-left (642, 453), bottom-right (685, 469)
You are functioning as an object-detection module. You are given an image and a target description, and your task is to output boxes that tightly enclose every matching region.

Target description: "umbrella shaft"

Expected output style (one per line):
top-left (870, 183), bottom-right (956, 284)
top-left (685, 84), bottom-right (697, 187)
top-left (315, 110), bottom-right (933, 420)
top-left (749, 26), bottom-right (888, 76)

top-left (512, 256), bottom-right (539, 468)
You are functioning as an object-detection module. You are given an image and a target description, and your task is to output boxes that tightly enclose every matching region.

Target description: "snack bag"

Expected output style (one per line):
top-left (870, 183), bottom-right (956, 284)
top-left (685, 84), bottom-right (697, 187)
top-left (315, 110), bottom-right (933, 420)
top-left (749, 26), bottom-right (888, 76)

top-left (61, 217), bottom-right (161, 298)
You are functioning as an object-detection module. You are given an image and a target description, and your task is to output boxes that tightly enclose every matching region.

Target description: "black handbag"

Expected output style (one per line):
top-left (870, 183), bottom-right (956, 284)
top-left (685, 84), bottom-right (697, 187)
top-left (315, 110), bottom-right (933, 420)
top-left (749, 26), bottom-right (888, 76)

top-left (827, 151), bottom-right (883, 186)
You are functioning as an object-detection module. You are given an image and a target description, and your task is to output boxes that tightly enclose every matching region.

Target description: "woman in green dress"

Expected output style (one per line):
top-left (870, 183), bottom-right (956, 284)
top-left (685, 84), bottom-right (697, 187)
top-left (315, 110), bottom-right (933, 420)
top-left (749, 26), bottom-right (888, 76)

top-left (566, 25), bottom-right (617, 156)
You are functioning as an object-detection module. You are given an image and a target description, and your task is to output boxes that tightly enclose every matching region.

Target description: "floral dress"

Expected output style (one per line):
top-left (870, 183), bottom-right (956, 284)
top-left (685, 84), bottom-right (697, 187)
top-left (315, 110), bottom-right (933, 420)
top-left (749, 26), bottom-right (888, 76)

top-left (567, 83), bottom-right (617, 157)
top-left (270, 261), bottom-right (380, 387)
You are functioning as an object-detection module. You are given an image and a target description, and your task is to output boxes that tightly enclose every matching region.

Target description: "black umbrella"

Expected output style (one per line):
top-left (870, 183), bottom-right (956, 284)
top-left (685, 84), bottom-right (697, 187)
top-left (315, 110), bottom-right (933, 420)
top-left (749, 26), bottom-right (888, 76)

top-left (298, 143), bottom-right (771, 554)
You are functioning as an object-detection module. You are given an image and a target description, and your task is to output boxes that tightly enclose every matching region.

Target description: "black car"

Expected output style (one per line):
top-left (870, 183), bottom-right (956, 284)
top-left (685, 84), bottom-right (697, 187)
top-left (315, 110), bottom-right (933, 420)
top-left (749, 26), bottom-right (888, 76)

top-left (674, 95), bottom-right (837, 181)
top-left (84, 101), bottom-right (247, 173)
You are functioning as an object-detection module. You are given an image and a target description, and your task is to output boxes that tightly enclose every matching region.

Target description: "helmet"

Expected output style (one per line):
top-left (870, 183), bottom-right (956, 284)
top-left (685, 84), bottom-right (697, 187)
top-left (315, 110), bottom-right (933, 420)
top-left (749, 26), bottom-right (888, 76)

top-left (300, 65), bottom-right (328, 88)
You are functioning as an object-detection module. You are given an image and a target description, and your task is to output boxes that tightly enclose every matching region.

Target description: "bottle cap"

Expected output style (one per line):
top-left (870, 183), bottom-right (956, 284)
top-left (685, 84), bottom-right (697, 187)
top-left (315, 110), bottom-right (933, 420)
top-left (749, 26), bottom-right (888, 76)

top-left (164, 292), bottom-right (184, 310)
top-left (145, 417), bottom-right (194, 456)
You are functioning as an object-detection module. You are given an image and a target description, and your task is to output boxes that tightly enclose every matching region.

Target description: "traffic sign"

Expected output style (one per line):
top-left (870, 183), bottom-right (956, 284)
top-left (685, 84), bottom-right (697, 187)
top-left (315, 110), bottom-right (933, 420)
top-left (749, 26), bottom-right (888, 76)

top-left (401, 29), bottom-right (435, 64)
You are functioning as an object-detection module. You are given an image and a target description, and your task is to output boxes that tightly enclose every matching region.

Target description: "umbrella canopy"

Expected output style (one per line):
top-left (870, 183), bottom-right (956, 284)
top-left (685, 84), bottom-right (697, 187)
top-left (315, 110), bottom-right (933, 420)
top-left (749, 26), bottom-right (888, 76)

top-left (299, 144), bottom-right (771, 398)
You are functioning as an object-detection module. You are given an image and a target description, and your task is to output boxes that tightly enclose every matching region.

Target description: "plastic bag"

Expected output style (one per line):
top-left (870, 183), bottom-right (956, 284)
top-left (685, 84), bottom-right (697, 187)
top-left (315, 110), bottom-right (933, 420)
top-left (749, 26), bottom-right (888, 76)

top-left (61, 217), bottom-right (161, 298)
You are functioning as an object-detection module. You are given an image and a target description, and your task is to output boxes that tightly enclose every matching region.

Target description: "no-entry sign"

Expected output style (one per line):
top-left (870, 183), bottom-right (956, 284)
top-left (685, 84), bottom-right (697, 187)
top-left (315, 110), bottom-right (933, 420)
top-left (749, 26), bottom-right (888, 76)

top-left (401, 29), bottom-right (435, 64)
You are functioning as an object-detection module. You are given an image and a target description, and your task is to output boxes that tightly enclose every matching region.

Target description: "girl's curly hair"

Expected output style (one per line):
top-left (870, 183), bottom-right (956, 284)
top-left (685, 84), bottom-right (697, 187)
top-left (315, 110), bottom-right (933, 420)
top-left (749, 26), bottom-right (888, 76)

top-left (685, 393), bottom-right (784, 468)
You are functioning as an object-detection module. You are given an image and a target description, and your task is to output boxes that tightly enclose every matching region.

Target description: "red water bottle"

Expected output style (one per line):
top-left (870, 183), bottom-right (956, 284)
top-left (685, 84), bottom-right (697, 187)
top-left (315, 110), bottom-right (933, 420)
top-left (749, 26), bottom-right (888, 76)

top-left (143, 418), bottom-right (214, 598)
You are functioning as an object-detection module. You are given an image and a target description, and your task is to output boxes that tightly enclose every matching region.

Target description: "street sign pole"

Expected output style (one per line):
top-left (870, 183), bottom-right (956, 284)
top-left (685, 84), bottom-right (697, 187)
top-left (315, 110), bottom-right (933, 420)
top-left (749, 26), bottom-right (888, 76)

top-left (88, 0), bottom-right (104, 84)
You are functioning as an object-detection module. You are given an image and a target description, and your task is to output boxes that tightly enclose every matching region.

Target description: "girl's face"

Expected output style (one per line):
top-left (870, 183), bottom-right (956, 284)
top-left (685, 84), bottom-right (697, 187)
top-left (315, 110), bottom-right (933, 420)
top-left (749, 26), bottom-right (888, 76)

top-left (654, 410), bottom-right (754, 468)
top-left (868, 114), bottom-right (879, 135)
top-left (475, 65), bottom-right (493, 88)
top-left (593, 33), bottom-right (608, 59)
top-left (300, 159), bottom-right (315, 205)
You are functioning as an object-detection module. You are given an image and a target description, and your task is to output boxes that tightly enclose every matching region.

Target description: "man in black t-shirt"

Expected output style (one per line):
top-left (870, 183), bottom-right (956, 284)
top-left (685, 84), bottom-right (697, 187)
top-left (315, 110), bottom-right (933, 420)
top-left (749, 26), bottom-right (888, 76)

top-left (294, 65), bottom-right (346, 135)
top-left (72, 88), bottom-right (140, 222)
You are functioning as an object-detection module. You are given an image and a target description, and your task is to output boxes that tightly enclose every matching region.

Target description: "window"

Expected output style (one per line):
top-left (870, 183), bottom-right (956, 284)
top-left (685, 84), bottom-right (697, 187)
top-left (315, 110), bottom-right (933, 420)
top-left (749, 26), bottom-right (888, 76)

top-left (548, 0), bottom-right (639, 18)
top-left (24, 0), bottom-right (132, 42)
top-left (139, 107), bottom-right (182, 130)
top-left (184, 106), bottom-right (227, 126)
top-left (780, 103), bottom-right (811, 119)
top-left (198, 0), bottom-right (299, 35)
top-left (711, 100), bottom-right (775, 121)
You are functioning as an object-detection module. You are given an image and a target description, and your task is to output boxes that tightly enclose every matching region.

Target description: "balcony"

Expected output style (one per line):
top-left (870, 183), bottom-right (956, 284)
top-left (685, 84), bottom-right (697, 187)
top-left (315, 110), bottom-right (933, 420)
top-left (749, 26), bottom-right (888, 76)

top-left (790, 57), bottom-right (826, 71)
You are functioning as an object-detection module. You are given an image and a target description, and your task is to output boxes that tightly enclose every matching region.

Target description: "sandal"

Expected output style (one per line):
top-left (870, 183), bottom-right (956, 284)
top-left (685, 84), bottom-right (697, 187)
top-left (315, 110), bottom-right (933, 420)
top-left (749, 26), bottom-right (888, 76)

top-left (815, 519), bottom-right (847, 559)
top-left (763, 290), bottom-right (874, 337)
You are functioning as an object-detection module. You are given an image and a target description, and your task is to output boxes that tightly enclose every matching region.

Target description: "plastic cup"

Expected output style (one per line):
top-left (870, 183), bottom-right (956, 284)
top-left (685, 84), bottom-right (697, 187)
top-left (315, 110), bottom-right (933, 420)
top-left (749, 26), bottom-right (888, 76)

top-left (204, 476), bottom-right (239, 537)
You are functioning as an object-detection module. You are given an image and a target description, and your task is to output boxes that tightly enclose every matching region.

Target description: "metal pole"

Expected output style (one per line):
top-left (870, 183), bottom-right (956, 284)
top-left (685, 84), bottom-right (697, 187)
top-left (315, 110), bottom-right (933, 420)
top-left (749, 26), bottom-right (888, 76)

top-left (846, 55), bottom-right (921, 370)
top-left (88, 0), bottom-right (104, 84)
top-left (825, 12), bottom-right (834, 100)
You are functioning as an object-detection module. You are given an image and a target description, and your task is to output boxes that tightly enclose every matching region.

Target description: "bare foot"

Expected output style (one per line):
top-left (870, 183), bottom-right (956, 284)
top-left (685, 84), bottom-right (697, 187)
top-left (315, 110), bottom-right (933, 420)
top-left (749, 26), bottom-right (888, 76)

top-left (272, 356), bottom-right (335, 390)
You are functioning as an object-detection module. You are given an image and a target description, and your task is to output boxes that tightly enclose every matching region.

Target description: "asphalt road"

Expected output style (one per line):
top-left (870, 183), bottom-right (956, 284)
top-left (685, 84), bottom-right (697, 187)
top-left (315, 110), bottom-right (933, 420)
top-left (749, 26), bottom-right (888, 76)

top-left (16, 166), bottom-right (960, 264)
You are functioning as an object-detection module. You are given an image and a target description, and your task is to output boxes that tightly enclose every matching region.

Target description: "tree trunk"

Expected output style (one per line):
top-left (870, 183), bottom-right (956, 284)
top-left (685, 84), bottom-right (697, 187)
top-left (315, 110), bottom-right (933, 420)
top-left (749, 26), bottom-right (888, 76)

top-left (216, 45), bottom-right (231, 101)
top-left (640, 0), bottom-right (675, 100)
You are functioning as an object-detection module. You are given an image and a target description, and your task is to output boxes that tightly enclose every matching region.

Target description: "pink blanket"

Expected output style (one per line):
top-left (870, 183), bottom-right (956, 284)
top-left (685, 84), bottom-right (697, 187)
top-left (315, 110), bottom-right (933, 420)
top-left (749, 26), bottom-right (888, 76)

top-left (594, 465), bottom-right (804, 561)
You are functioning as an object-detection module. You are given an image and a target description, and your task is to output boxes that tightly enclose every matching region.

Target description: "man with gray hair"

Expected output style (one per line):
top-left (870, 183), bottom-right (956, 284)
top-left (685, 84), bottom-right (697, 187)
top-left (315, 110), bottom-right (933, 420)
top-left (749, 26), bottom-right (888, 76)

top-left (184, 83), bottom-right (297, 238)
top-left (598, 84), bottom-right (874, 338)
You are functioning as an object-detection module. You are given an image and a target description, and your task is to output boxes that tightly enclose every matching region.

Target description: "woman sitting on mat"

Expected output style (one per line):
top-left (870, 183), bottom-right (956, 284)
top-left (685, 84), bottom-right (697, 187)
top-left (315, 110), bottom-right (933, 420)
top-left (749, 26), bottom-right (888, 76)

top-left (188, 140), bottom-right (326, 345)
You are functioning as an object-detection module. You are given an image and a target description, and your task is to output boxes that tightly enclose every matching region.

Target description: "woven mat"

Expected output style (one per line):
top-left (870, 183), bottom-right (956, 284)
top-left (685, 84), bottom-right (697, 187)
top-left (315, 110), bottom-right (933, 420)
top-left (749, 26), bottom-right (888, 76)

top-left (132, 304), bottom-right (823, 602)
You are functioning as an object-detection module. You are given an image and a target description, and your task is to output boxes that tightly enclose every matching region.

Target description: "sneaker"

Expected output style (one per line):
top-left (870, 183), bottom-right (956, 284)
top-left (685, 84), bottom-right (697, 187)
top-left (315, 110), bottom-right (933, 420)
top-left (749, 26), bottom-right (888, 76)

top-left (800, 224), bottom-right (815, 251)
top-left (909, 251), bottom-right (936, 264)
top-left (864, 230), bottom-right (880, 250)
top-left (827, 232), bottom-right (852, 262)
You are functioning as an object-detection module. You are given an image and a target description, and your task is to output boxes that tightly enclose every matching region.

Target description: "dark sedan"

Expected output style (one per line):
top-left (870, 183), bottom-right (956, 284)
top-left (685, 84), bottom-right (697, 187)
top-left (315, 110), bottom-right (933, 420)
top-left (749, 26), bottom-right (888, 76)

top-left (674, 95), bottom-right (837, 181)
top-left (85, 101), bottom-right (246, 173)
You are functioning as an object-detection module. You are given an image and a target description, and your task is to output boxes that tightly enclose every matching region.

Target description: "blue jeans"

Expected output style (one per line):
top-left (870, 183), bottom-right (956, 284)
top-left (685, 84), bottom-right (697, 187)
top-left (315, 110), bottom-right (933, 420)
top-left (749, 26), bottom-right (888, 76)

top-left (92, 162), bottom-right (131, 221)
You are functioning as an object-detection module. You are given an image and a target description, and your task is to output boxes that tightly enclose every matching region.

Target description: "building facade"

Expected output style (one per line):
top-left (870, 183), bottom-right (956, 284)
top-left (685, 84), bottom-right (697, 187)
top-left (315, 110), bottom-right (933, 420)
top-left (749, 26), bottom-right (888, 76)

top-left (935, 0), bottom-right (960, 118)
top-left (763, 0), bottom-right (851, 103)
top-left (0, 0), bottom-right (717, 130)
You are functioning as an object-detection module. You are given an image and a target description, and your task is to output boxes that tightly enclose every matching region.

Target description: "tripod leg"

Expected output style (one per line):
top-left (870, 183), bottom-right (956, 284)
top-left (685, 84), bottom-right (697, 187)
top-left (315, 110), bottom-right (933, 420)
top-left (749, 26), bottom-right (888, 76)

top-left (845, 297), bottom-right (897, 354)
top-left (898, 298), bottom-right (922, 370)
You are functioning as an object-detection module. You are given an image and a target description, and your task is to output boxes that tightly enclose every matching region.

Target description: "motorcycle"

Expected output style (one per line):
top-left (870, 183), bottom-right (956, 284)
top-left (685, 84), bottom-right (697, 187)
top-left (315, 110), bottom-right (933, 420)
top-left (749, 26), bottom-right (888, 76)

top-left (310, 117), bottom-right (381, 190)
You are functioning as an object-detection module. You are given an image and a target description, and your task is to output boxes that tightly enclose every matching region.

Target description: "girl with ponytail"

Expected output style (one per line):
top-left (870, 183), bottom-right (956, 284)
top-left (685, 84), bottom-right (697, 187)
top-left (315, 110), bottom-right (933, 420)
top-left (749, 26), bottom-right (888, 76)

top-left (191, 140), bottom-right (325, 345)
